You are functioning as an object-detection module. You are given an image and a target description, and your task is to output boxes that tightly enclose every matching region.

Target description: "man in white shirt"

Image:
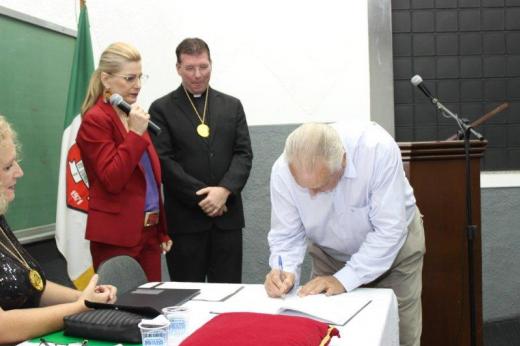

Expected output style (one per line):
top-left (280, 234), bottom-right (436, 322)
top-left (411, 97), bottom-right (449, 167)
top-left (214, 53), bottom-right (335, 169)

top-left (264, 122), bottom-right (425, 346)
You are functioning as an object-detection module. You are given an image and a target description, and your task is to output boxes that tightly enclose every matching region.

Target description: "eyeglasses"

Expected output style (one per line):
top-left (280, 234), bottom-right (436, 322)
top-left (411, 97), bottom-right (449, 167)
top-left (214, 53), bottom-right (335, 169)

top-left (40, 338), bottom-right (88, 346)
top-left (109, 73), bottom-right (149, 84)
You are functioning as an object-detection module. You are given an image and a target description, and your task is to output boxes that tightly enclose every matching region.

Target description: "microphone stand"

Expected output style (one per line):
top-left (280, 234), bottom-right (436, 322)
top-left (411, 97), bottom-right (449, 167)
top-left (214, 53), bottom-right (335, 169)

top-left (446, 102), bottom-right (508, 141)
top-left (431, 97), bottom-right (483, 346)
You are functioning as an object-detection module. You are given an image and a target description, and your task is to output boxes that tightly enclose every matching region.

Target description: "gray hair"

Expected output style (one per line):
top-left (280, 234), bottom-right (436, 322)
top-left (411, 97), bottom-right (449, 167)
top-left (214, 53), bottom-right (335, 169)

top-left (284, 123), bottom-right (345, 173)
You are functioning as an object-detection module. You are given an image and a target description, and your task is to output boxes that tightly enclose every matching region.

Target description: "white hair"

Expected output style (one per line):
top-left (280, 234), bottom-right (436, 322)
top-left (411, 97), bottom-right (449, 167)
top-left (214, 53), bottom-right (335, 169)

top-left (284, 123), bottom-right (345, 174)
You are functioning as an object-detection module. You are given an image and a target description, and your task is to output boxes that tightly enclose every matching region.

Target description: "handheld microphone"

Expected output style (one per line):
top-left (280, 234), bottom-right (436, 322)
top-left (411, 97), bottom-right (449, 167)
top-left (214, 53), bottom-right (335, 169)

top-left (109, 94), bottom-right (161, 135)
top-left (410, 75), bottom-right (436, 103)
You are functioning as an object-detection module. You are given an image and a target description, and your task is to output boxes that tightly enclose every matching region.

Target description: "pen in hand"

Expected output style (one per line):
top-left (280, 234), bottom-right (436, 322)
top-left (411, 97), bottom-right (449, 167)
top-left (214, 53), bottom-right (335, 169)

top-left (278, 255), bottom-right (286, 296)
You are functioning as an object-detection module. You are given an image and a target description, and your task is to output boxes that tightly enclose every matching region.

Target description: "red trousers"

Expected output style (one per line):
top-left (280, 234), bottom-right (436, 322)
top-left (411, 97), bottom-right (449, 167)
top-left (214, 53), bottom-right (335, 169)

top-left (90, 225), bottom-right (162, 281)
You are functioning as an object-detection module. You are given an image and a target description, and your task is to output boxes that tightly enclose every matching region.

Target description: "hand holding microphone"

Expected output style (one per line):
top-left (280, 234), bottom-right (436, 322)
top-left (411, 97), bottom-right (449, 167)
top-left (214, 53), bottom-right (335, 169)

top-left (109, 94), bottom-right (161, 135)
top-left (127, 103), bottom-right (149, 135)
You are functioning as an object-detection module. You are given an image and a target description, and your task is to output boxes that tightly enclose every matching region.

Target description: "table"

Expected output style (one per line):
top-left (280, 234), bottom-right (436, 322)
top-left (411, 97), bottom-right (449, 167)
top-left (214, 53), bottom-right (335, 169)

top-left (172, 284), bottom-right (399, 346)
top-left (20, 284), bottom-right (399, 346)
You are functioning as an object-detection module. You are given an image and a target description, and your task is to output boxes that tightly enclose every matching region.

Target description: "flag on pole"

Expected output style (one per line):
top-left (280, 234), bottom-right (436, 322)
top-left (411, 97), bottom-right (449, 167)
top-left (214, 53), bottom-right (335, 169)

top-left (55, 2), bottom-right (94, 290)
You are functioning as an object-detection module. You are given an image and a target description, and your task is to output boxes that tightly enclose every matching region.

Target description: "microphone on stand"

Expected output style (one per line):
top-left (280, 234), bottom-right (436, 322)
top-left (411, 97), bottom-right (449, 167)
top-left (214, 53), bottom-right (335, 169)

top-left (410, 75), bottom-right (437, 104)
top-left (410, 75), bottom-right (483, 141)
top-left (109, 94), bottom-right (161, 135)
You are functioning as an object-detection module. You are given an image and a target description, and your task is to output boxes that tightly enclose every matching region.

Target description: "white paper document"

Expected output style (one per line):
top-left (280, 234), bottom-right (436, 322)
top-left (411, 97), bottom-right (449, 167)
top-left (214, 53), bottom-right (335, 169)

top-left (278, 293), bottom-right (372, 325)
top-left (156, 282), bottom-right (244, 302)
top-left (209, 291), bottom-right (371, 326)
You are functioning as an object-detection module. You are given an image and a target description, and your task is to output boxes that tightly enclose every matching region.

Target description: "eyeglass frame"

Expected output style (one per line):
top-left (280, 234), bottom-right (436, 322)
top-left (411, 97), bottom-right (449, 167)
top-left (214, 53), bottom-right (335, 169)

top-left (108, 72), bottom-right (149, 84)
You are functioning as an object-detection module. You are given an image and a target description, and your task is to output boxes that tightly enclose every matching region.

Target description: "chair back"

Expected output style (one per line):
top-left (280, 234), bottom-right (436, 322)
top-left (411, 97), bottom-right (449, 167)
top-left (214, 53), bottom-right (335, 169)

top-left (97, 255), bottom-right (148, 295)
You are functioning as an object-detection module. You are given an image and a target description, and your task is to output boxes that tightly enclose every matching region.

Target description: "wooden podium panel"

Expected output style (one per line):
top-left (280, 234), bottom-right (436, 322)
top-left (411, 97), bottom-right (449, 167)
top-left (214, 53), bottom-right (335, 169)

top-left (399, 140), bottom-right (486, 346)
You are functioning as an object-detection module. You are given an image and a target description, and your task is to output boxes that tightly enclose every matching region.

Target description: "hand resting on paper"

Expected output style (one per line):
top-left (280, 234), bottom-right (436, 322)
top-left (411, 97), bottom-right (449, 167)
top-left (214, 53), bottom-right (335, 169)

top-left (264, 269), bottom-right (295, 297)
top-left (298, 275), bottom-right (346, 297)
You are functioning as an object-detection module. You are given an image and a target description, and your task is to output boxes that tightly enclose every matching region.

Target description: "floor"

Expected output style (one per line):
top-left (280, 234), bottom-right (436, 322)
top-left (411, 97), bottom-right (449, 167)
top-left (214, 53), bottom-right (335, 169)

top-left (25, 239), bottom-right (520, 346)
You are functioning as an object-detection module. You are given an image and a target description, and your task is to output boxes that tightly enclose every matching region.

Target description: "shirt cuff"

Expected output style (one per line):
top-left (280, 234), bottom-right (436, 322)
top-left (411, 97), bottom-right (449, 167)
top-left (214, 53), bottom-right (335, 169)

top-left (334, 265), bottom-right (363, 292)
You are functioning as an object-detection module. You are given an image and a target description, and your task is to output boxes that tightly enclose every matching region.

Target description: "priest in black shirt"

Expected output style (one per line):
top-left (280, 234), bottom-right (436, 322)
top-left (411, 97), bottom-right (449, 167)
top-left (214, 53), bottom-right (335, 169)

top-left (149, 37), bottom-right (253, 283)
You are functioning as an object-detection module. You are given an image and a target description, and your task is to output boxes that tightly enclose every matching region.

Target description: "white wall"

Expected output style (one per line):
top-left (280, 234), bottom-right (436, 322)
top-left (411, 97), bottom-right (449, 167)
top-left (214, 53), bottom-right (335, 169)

top-left (0, 0), bottom-right (371, 126)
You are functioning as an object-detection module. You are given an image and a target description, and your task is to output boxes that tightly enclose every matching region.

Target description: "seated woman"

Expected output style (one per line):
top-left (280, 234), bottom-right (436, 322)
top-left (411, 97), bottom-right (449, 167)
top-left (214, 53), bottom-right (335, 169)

top-left (0, 115), bottom-right (117, 344)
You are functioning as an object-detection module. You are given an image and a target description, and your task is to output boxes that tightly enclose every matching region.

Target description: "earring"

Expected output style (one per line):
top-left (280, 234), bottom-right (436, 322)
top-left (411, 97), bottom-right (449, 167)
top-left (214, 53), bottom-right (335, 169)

top-left (103, 89), bottom-right (112, 103)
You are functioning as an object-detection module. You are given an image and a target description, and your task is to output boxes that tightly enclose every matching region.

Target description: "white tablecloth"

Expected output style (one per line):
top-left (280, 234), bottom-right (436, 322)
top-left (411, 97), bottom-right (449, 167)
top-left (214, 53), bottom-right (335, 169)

top-left (177, 285), bottom-right (399, 346)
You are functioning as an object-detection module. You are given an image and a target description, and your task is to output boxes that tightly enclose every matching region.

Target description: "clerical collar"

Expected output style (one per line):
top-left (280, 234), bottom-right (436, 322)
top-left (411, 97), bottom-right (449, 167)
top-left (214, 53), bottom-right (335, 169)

top-left (185, 88), bottom-right (208, 99)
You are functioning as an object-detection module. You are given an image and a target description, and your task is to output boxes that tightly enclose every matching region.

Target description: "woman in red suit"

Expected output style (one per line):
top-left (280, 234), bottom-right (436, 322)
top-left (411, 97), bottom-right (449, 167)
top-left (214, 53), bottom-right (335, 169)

top-left (77, 42), bottom-right (171, 281)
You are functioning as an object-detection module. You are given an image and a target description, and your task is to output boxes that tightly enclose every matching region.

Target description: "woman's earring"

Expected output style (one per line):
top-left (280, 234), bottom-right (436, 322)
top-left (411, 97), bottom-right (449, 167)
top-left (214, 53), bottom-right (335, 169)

top-left (103, 89), bottom-right (112, 103)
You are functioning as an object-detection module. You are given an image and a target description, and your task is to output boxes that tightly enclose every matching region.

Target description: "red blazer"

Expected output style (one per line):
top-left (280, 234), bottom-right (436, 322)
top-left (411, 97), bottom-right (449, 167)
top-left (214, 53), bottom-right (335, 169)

top-left (76, 97), bottom-right (169, 247)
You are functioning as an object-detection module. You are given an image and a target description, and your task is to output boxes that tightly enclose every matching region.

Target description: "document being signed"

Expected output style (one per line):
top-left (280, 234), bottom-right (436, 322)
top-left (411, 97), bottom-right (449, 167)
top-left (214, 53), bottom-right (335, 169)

top-left (209, 289), bottom-right (371, 326)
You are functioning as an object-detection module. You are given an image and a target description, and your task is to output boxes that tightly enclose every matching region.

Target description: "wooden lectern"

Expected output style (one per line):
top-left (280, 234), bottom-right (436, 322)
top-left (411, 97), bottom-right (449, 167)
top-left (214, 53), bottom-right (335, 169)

top-left (399, 140), bottom-right (487, 346)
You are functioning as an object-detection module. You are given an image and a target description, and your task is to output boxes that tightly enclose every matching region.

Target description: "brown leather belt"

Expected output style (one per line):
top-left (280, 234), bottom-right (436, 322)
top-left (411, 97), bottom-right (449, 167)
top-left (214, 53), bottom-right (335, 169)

top-left (144, 210), bottom-right (160, 227)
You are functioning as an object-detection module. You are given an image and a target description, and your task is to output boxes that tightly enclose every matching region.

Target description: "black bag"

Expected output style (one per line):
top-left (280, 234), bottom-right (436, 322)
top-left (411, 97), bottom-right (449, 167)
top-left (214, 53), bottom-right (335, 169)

top-left (64, 308), bottom-right (145, 343)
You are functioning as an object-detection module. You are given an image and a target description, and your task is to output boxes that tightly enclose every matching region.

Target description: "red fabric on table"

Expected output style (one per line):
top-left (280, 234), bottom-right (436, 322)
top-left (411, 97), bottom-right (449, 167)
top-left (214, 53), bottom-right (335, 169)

top-left (180, 312), bottom-right (340, 346)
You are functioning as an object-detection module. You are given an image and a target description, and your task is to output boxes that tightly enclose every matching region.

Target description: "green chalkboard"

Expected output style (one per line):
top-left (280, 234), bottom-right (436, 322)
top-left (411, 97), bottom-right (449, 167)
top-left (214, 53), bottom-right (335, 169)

top-left (0, 14), bottom-right (75, 232)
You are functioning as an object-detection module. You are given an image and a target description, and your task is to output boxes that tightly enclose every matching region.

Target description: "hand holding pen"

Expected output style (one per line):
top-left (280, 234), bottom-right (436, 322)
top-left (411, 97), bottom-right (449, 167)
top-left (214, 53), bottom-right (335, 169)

top-left (278, 255), bottom-right (285, 282)
top-left (277, 255), bottom-right (287, 298)
top-left (264, 255), bottom-right (295, 298)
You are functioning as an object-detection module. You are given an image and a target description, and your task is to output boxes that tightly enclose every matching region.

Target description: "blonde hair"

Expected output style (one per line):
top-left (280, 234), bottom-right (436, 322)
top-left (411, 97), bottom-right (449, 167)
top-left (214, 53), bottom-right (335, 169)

top-left (0, 115), bottom-right (19, 215)
top-left (0, 182), bottom-right (6, 215)
top-left (81, 42), bottom-right (141, 115)
top-left (284, 123), bottom-right (345, 174)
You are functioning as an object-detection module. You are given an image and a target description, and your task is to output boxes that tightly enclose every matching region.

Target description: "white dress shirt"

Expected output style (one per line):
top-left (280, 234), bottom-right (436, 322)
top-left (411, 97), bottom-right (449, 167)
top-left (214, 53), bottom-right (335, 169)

top-left (268, 121), bottom-right (417, 291)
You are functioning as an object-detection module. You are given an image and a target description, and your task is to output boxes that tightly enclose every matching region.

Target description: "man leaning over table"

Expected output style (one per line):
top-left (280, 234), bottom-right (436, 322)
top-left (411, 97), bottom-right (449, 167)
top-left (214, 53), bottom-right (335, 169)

top-left (264, 121), bottom-right (425, 346)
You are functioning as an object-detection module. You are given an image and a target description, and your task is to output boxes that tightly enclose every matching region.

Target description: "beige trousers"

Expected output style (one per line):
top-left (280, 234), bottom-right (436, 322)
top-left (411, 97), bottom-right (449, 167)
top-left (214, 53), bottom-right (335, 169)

top-left (308, 208), bottom-right (425, 346)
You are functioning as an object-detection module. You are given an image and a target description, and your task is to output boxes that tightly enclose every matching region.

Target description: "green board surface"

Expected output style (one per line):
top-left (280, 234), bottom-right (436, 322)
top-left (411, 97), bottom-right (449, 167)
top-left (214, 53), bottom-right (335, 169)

top-left (0, 14), bottom-right (74, 231)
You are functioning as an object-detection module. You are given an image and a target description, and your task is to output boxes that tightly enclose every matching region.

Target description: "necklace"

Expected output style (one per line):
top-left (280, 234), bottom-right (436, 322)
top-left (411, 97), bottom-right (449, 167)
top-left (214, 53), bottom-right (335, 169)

top-left (183, 86), bottom-right (210, 138)
top-left (0, 225), bottom-right (44, 291)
